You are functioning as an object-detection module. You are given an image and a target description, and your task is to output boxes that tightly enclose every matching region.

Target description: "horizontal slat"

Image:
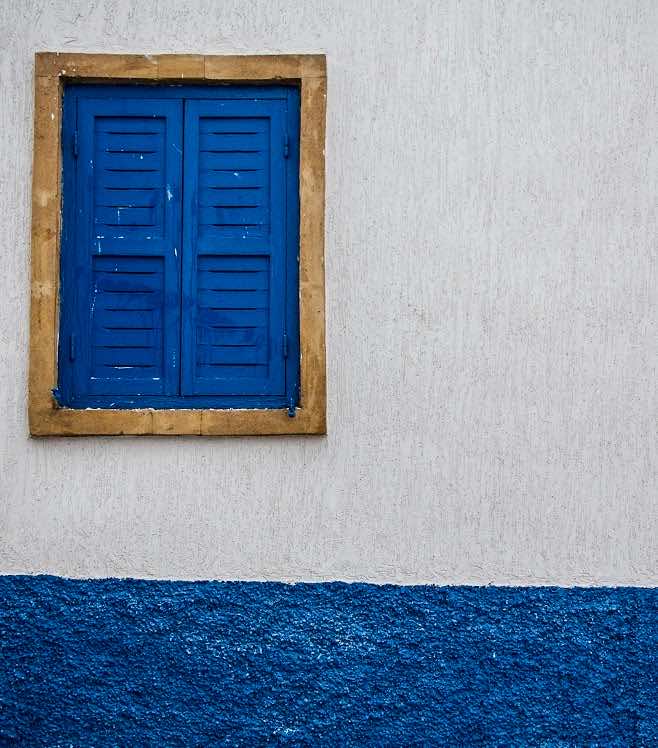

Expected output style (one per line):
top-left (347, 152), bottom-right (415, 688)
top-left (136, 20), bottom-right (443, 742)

top-left (93, 291), bottom-right (160, 312)
top-left (94, 365), bottom-right (160, 379)
top-left (198, 270), bottom-right (269, 291)
top-left (196, 308), bottom-right (268, 327)
top-left (197, 223), bottom-right (269, 240)
top-left (96, 309), bottom-right (162, 328)
top-left (199, 171), bottom-right (264, 189)
top-left (94, 347), bottom-right (162, 367)
top-left (99, 171), bottom-right (164, 189)
top-left (198, 206), bottom-right (266, 227)
top-left (95, 117), bottom-right (165, 135)
top-left (198, 289), bottom-right (268, 309)
top-left (95, 188), bottom-right (158, 208)
top-left (200, 132), bottom-right (268, 152)
top-left (199, 118), bottom-right (268, 134)
top-left (93, 231), bottom-right (169, 245)
top-left (95, 206), bottom-right (157, 227)
top-left (93, 256), bottom-right (164, 273)
top-left (97, 151), bottom-right (162, 171)
top-left (88, 376), bottom-right (164, 394)
top-left (197, 255), bottom-right (269, 272)
top-left (197, 254), bottom-right (269, 273)
top-left (196, 364), bottom-right (268, 379)
top-left (94, 272), bottom-right (162, 293)
top-left (97, 132), bottom-right (162, 153)
top-left (196, 345), bottom-right (268, 365)
top-left (94, 328), bottom-right (160, 347)
top-left (196, 326), bottom-right (267, 346)
top-left (198, 188), bottom-right (264, 208)
top-left (199, 152), bottom-right (265, 170)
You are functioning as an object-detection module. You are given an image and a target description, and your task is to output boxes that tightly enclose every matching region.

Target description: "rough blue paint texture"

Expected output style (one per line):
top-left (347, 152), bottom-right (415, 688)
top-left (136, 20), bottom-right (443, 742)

top-left (0, 577), bottom-right (656, 746)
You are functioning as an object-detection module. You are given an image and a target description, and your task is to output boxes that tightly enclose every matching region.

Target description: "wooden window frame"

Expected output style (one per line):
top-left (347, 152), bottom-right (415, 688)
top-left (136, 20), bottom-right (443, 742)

top-left (29, 53), bottom-right (326, 436)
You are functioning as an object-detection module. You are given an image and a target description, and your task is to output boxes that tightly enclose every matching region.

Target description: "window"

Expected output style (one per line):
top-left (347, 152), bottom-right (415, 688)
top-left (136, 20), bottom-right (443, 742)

top-left (29, 54), bottom-right (326, 435)
top-left (59, 84), bottom-right (300, 412)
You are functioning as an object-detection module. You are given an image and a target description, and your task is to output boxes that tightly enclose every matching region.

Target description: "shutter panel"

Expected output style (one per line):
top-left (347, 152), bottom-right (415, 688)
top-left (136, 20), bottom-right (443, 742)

top-left (70, 98), bottom-right (183, 400)
top-left (181, 99), bottom-right (288, 398)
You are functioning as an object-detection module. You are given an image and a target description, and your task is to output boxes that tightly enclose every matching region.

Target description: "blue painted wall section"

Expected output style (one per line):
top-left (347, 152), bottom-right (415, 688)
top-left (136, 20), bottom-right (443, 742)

top-left (0, 577), bottom-right (656, 746)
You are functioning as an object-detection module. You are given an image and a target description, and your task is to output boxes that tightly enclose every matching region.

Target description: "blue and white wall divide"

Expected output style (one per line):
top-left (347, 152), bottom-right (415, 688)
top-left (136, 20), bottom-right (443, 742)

top-left (1, 1), bottom-right (657, 745)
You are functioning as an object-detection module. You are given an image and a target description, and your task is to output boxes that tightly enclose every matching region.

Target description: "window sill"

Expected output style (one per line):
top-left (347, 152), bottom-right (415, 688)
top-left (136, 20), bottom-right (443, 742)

top-left (29, 404), bottom-right (326, 436)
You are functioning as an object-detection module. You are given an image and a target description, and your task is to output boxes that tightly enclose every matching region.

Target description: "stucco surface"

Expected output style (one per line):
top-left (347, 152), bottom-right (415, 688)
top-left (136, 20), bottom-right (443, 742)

top-left (0, 0), bottom-right (656, 584)
top-left (1, 576), bottom-right (657, 745)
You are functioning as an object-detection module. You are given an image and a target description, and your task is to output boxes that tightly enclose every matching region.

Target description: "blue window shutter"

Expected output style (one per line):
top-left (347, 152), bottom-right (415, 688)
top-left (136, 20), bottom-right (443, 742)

top-left (63, 97), bottom-right (183, 402)
top-left (180, 99), bottom-right (290, 399)
top-left (58, 85), bottom-right (299, 410)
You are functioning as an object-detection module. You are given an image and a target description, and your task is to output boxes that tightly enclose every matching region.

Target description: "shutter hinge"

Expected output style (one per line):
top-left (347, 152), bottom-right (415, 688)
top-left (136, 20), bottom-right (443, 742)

top-left (69, 333), bottom-right (76, 361)
top-left (283, 132), bottom-right (290, 159)
top-left (51, 387), bottom-right (63, 406)
top-left (72, 130), bottom-right (79, 158)
top-left (287, 383), bottom-right (298, 418)
top-left (282, 332), bottom-right (288, 358)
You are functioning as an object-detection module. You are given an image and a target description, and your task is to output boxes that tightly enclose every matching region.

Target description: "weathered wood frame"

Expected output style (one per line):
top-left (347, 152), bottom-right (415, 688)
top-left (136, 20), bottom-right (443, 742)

top-left (29, 53), bottom-right (327, 436)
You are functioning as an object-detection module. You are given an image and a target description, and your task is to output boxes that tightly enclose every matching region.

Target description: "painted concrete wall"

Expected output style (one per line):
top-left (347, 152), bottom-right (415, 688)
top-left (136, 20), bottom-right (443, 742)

top-left (0, 0), bottom-right (656, 585)
top-left (2, 578), bottom-right (656, 744)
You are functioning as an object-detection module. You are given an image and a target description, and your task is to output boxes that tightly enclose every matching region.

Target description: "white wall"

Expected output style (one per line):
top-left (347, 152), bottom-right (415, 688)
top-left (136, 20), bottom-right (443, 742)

top-left (1, 0), bottom-right (656, 585)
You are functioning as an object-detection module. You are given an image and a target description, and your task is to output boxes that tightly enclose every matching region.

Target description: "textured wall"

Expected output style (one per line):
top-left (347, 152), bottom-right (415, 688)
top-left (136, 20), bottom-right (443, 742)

top-left (1, 576), bottom-right (657, 745)
top-left (0, 0), bottom-right (656, 584)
